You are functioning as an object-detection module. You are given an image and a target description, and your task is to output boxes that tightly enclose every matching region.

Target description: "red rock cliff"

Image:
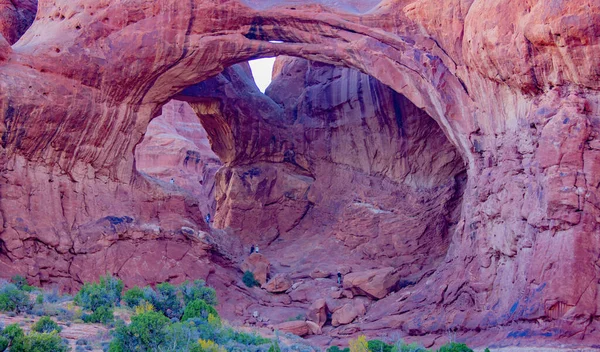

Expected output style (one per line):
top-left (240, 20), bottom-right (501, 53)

top-left (0, 0), bottom-right (599, 347)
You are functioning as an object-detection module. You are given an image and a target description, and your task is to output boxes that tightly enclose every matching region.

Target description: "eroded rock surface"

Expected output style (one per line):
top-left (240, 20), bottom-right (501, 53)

top-left (0, 0), bottom-right (599, 349)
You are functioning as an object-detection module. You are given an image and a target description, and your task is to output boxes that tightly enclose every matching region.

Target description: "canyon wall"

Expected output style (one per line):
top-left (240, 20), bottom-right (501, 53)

top-left (0, 0), bottom-right (599, 347)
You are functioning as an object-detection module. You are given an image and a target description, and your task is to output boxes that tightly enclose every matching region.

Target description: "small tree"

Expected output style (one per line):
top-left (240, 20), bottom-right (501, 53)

top-left (31, 317), bottom-right (62, 334)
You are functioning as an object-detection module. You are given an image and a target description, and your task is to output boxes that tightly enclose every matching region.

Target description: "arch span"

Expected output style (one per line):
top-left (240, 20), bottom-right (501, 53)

top-left (1, 0), bottom-right (599, 345)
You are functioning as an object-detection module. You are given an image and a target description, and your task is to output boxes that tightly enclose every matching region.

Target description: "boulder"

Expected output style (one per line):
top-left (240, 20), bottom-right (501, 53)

top-left (263, 273), bottom-right (292, 293)
top-left (331, 301), bottom-right (366, 327)
top-left (274, 320), bottom-right (311, 337)
top-left (343, 267), bottom-right (401, 299)
top-left (307, 299), bottom-right (328, 328)
top-left (241, 253), bottom-right (271, 285)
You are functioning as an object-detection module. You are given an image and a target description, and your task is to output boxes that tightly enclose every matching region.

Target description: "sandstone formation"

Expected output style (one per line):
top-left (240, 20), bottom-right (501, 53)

top-left (263, 273), bottom-right (292, 293)
top-left (307, 299), bottom-right (328, 328)
top-left (331, 301), bottom-right (366, 327)
top-left (135, 100), bottom-right (221, 217)
top-left (343, 268), bottom-right (401, 299)
top-left (0, 0), bottom-right (599, 349)
top-left (241, 253), bottom-right (271, 285)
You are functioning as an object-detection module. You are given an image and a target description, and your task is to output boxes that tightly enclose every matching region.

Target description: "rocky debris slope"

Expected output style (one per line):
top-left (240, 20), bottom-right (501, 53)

top-left (0, 0), bottom-right (599, 349)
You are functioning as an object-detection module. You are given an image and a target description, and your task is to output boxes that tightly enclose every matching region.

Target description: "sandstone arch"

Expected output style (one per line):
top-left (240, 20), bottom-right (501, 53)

top-left (0, 0), bottom-right (599, 345)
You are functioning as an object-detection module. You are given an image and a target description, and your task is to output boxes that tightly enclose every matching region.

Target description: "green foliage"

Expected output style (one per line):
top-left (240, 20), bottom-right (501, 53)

top-left (31, 316), bottom-right (62, 333)
top-left (368, 340), bottom-right (393, 352)
top-left (10, 276), bottom-right (27, 290)
top-left (242, 271), bottom-right (260, 288)
top-left (0, 284), bottom-right (31, 313)
top-left (144, 283), bottom-right (182, 320)
top-left (10, 331), bottom-right (69, 352)
top-left (82, 305), bottom-right (114, 324)
top-left (0, 336), bottom-right (8, 352)
top-left (179, 280), bottom-right (218, 306)
top-left (436, 343), bottom-right (473, 352)
top-left (327, 347), bottom-right (350, 352)
top-left (268, 340), bottom-right (281, 352)
top-left (74, 274), bottom-right (123, 311)
top-left (2, 323), bottom-right (24, 342)
top-left (36, 294), bottom-right (44, 305)
top-left (484, 349), bottom-right (490, 352)
top-left (391, 341), bottom-right (428, 352)
top-left (123, 286), bottom-right (145, 308)
top-left (181, 299), bottom-right (219, 322)
top-left (109, 311), bottom-right (171, 351)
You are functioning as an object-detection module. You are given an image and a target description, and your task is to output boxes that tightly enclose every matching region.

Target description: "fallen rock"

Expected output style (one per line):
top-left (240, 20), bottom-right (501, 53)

top-left (343, 267), bottom-right (401, 299)
top-left (307, 299), bottom-right (328, 328)
top-left (331, 301), bottom-right (366, 327)
top-left (263, 273), bottom-right (292, 293)
top-left (274, 320), bottom-right (311, 337)
top-left (241, 253), bottom-right (271, 285)
top-left (310, 268), bottom-right (330, 279)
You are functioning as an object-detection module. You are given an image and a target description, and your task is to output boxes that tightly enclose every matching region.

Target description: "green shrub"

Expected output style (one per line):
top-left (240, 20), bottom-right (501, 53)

top-left (145, 283), bottom-right (182, 319)
top-left (10, 276), bottom-right (27, 289)
top-left (436, 343), bottom-right (473, 352)
top-left (328, 346), bottom-right (350, 352)
top-left (31, 316), bottom-right (62, 333)
top-left (2, 323), bottom-right (24, 342)
top-left (242, 271), bottom-right (259, 288)
top-left (181, 299), bottom-right (219, 322)
top-left (0, 284), bottom-right (31, 313)
top-left (36, 294), bottom-right (44, 305)
top-left (391, 341), bottom-right (427, 352)
top-left (74, 274), bottom-right (123, 311)
top-left (82, 305), bottom-right (114, 324)
top-left (268, 340), bottom-right (281, 352)
top-left (0, 336), bottom-right (8, 352)
top-left (123, 286), bottom-right (145, 308)
top-left (179, 280), bottom-right (218, 306)
top-left (11, 332), bottom-right (69, 352)
top-left (109, 311), bottom-right (171, 351)
top-left (368, 340), bottom-right (393, 352)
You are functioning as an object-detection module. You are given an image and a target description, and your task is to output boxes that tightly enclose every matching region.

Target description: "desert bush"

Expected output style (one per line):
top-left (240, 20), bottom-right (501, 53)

top-left (0, 335), bottom-right (8, 352)
top-left (328, 347), bottom-right (350, 352)
top-left (31, 316), bottom-right (62, 333)
top-left (242, 271), bottom-right (260, 288)
top-left (75, 274), bottom-right (123, 311)
top-left (82, 305), bottom-right (114, 324)
top-left (134, 301), bottom-right (154, 315)
top-left (368, 340), bottom-right (394, 352)
top-left (36, 294), bottom-right (44, 305)
top-left (2, 324), bottom-right (24, 341)
top-left (123, 286), bottom-right (145, 308)
top-left (179, 280), bottom-right (218, 306)
top-left (10, 331), bottom-right (69, 352)
top-left (0, 284), bottom-right (31, 313)
top-left (268, 340), bottom-right (281, 352)
top-left (349, 336), bottom-right (369, 352)
top-left (108, 311), bottom-right (171, 351)
top-left (436, 343), bottom-right (473, 352)
top-left (182, 299), bottom-right (219, 322)
top-left (391, 341), bottom-right (427, 352)
top-left (144, 283), bottom-right (182, 320)
top-left (10, 275), bottom-right (33, 292)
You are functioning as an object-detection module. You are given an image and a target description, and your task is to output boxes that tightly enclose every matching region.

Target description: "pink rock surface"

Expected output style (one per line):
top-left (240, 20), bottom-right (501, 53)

top-left (0, 0), bottom-right (599, 349)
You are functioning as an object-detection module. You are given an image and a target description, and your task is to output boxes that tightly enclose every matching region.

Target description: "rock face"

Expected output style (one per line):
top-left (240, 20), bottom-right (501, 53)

top-left (0, 0), bottom-right (599, 349)
top-left (331, 301), bottom-right (366, 327)
top-left (135, 100), bottom-right (221, 216)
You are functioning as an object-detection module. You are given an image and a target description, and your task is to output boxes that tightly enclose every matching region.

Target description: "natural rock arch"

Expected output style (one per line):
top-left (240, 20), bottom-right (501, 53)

top-left (0, 0), bottom-right (599, 344)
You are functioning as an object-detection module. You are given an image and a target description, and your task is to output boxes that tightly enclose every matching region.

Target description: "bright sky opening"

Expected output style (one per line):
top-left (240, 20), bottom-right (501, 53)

top-left (249, 57), bottom-right (276, 93)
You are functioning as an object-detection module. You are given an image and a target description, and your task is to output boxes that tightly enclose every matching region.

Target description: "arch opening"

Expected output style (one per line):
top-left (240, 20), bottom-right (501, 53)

top-left (134, 56), bottom-right (467, 327)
